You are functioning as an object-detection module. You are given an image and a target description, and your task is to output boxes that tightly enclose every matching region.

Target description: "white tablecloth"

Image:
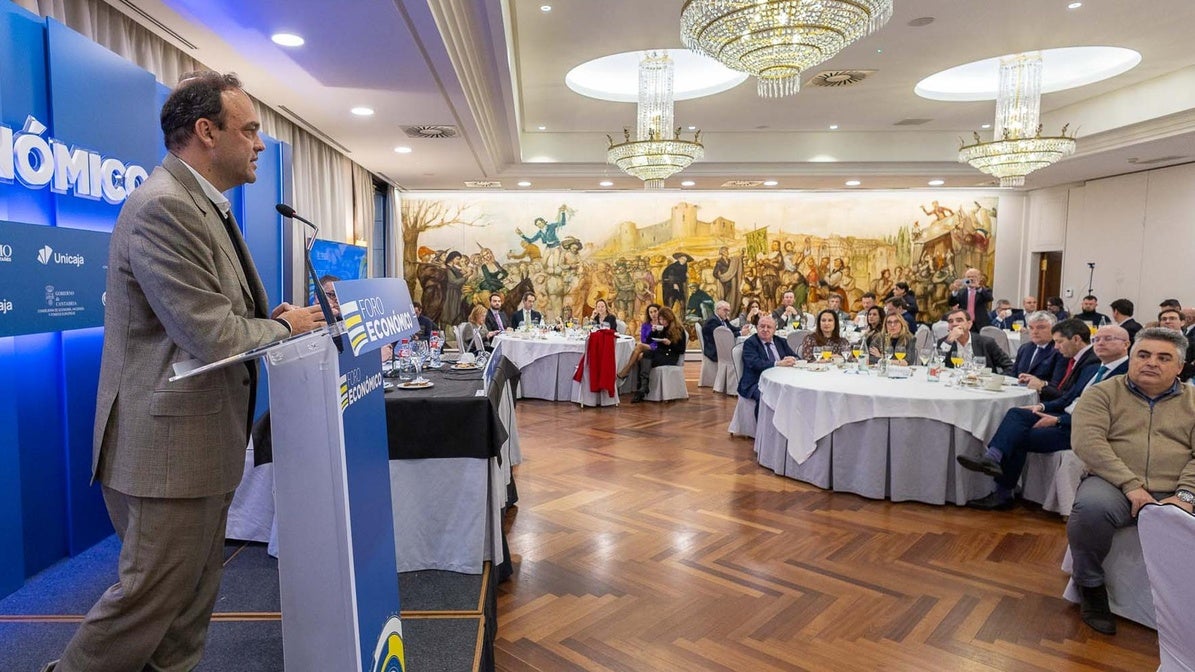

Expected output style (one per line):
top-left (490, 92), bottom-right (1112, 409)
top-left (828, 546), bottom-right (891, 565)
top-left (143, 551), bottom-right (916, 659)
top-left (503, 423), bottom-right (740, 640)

top-left (1005, 329), bottom-right (1022, 354)
top-left (493, 332), bottom-right (634, 401)
top-left (754, 367), bottom-right (1036, 505)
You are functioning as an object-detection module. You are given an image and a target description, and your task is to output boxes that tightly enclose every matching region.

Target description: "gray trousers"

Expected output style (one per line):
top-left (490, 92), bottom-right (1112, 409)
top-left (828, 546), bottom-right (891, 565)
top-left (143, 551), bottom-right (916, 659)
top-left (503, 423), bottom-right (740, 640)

top-left (57, 486), bottom-right (235, 672)
top-left (1066, 475), bottom-right (1170, 588)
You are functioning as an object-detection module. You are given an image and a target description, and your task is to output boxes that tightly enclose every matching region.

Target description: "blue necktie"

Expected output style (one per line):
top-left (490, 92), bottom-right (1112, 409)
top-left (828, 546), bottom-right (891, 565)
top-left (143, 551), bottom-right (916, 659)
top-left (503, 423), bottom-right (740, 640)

top-left (1092, 365), bottom-right (1109, 384)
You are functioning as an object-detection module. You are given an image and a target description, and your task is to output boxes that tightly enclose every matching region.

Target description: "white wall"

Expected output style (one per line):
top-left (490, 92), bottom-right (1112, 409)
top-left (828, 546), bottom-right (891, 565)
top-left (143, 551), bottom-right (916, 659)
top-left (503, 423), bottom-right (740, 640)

top-left (1023, 162), bottom-right (1195, 316)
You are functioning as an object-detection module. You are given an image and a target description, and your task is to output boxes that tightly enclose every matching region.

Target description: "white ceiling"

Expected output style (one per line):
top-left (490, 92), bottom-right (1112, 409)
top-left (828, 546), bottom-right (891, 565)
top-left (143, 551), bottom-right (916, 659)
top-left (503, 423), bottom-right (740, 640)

top-left (113, 0), bottom-right (1195, 192)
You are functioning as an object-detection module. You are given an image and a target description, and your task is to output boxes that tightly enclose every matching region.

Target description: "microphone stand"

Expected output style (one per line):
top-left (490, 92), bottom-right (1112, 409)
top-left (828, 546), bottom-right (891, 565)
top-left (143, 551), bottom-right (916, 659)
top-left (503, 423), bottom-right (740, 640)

top-left (1086, 262), bottom-right (1095, 296)
top-left (275, 204), bottom-right (344, 353)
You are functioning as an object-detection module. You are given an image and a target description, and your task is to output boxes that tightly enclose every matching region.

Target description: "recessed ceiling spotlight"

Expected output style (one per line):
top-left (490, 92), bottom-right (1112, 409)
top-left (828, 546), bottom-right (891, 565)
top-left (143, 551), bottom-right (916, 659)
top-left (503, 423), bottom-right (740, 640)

top-left (876, 49), bottom-right (883, 53)
top-left (540, 4), bottom-right (552, 11)
top-left (928, 179), bottom-right (945, 186)
top-left (681, 180), bottom-right (696, 187)
top-left (599, 180), bottom-right (614, 187)
top-left (271, 33), bottom-right (305, 47)
top-left (394, 146), bottom-right (413, 154)
top-left (688, 125), bottom-right (697, 130)
top-left (845, 180), bottom-right (862, 187)
top-left (1067, 2), bottom-right (1082, 8)
top-left (981, 123), bottom-right (992, 129)
top-left (829, 124), bottom-right (839, 130)
top-left (350, 107), bottom-right (374, 116)
top-left (537, 125), bottom-right (547, 130)
top-left (518, 180), bottom-right (532, 187)
top-left (763, 180), bottom-right (779, 187)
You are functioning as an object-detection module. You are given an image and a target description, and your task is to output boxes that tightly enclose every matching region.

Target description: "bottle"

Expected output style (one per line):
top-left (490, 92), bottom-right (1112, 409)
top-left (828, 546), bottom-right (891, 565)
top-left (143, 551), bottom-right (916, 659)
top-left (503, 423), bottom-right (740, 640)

top-left (429, 331), bottom-right (442, 368)
top-left (926, 349), bottom-right (942, 382)
top-left (397, 338), bottom-right (413, 382)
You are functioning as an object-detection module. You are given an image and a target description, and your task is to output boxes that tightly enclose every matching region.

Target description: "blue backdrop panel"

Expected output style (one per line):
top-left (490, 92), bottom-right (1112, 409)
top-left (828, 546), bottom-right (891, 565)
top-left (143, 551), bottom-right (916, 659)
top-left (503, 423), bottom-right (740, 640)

top-left (0, 335), bottom-right (23, 596)
top-left (0, 3), bottom-right (52, 227)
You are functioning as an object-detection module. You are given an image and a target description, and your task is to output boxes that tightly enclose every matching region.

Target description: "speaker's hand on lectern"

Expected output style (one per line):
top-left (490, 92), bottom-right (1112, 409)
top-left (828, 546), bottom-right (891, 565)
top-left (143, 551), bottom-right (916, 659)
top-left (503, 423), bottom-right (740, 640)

top-left (275, 304), bottom-right (326, 335)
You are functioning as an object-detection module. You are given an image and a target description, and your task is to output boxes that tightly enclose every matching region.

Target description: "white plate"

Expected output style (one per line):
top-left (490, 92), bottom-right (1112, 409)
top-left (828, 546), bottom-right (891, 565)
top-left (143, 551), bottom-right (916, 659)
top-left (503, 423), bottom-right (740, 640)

top-left (396, 380), bottom-right (434, 390)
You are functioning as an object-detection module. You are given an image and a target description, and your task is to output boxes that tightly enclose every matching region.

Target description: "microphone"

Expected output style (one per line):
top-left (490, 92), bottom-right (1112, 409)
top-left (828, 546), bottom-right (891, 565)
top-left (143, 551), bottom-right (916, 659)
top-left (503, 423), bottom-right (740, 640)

top-left (276, 203), bottom-right (343, 353)
top-left (275, 203), bottom-right (319, 251)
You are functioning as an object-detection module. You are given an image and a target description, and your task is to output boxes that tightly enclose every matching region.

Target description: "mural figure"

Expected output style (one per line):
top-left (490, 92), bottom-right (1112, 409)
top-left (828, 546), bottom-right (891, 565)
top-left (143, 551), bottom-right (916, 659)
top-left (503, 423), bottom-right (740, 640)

top-left (662, 252), bottom-right (693, 316)
top-left (517, 205), bottom-right (571, 250)
top-left (442, 251), bottom-right (468, 327)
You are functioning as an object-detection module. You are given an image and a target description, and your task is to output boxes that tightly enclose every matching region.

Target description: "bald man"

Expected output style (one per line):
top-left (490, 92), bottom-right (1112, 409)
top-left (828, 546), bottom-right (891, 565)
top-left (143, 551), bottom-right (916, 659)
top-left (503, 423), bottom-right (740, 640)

top-left (949, 267), bottom-right (993, 331)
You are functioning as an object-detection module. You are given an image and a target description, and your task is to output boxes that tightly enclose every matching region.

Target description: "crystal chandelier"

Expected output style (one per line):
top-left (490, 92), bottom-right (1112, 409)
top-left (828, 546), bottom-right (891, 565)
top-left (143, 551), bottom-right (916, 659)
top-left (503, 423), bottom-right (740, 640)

top-left (958, 52), bottom-right (1077, 187)
top-left (680, 0), bottom-right (894, 98)
top-left (606, 52), bottom-right (704, 189)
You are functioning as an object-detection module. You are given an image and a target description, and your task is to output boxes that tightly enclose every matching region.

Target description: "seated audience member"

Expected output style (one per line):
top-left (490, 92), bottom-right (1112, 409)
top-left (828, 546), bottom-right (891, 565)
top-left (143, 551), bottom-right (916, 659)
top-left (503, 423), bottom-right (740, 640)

top-left (510, 292), bottom-right (543, 329)
top-left (484, 293), bottom-right (509, 348)
top-left (590, 298), bottom-right (618, 331)
top-left (1011, 311), bottom-right (1062, 380)
top-left (1183, 308), bottom-right (1195, 366)
top-left (318, 274), bottom-right (341, 319)
top-left (861, 306), bottom-right (884, 341)
top-left (884, 281), bottom-right (919, 317)
top-left (772, 290), bottom-right (803, 330)
top-left (800, 309), bottom-right (851, 361)
top-left (1108, 298), bottom-right (1141, 342)
top-left (631, 307), bottom-right (686, 403)
top-left (1067, 327), bottom-right (1195, 635)
top-left (737, 314), bottom-right (797, 405)
top-left (1046, 296), bottom-right (1069, 320)
top-left (868, 313), bottom-right (918, 365)
top-left (1158, 298), bottom-right (1182, 312)
top-left (1020, 318), bottom-right (1099, 401)
top-left (702, 301), bottom-right (734, 362)
top-left (1157, 307), bottom-right (1194, 381)
top-left (958, 325), bottom-right (1131, 511)
top-left (884, 297), bottom-right (917, 335)
top-left (1021, 295), bottom-right (1039, 316)
top-left (620, 303), bottom-right (663, 381)
top-left (1074, 295), bottom-right (1111, 327)
top-left (460, 304), bottom-right (490, 354)
top-left (937, 309), bottom-right (1013, 374)
top-left (412, 301), bottom-right (436, 341)
top-left (736, 299), bottom-right (764, 335)
top-left (988, 299), bottom-right (1019, 330)
top-left (825, 294), bottom-right (852, 326)
top-left (854, 292), bottom-right (877, 327)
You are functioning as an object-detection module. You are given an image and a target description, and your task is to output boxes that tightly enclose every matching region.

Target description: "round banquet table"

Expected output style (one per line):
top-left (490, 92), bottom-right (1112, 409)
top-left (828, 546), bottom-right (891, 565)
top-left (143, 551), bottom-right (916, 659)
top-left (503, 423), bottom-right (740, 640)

top-left (755, 366), bottom-right (1037, 505)
top-left (492, 331), bottom-right (634, 403)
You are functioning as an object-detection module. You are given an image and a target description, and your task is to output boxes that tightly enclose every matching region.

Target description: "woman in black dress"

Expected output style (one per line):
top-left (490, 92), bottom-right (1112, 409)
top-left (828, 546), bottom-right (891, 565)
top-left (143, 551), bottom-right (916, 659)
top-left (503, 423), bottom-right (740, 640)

top-left (632, 307), bottom-right (686, 402)
top-left (591, 298), bottom-right (618, 331)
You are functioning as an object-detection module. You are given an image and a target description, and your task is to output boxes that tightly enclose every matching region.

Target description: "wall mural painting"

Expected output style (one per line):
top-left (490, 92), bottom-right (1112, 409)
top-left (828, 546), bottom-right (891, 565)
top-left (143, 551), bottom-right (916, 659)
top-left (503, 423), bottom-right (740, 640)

top-left (401, 192), bottom-right (998, 347)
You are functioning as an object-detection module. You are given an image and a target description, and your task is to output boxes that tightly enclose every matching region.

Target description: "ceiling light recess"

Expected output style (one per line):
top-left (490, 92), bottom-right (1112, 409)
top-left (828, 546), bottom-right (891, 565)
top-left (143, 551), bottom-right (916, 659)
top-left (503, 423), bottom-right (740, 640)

top-left (567, 49), bottom-right (747, 102)
top-left (350, 107), bottom-right (374, 116)
top-left (271, 32), bottom-right (304, 47)
top-left (915, 46), bottom-right (1140, 101)
top-left (681, 0), bottom-right (894, 98)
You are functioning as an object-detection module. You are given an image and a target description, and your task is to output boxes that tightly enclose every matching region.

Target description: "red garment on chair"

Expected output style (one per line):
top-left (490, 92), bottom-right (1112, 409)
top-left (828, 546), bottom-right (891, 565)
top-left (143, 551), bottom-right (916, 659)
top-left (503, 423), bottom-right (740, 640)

top-left (573, 329), bottom-right (617, 397)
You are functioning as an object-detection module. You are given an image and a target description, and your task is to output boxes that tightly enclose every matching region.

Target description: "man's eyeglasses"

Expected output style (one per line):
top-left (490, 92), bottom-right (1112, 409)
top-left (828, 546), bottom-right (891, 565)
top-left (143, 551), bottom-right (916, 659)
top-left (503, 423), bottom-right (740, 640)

top-left (1090, 335), bottom-right (1126, 343)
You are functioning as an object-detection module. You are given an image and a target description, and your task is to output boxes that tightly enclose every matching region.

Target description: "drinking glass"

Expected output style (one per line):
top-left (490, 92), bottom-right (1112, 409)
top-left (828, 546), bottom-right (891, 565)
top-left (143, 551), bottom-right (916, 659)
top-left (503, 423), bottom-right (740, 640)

top-left (894, 351), bottom-right (906, 362)
top-left (821, 349), bottom-right (833, 361)
top-left (972, 355), bottom-right (986, 373)
top-left (950, 356), bottom-right (964, 368)
top-left (813, 346), bottom-right (823, 361)
top-left (1011, 322), bottom-right (1022, 332)
top-left (410, 341), bottom-right (429, 382)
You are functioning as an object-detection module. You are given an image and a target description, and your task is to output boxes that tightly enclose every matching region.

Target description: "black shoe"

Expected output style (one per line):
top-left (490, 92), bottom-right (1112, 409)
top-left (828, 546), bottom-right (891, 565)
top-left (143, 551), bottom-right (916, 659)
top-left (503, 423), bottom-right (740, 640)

top-left (957, 454), bottom-right (1004, 478)
top-left (965, 491), bottom-right (1014, 511)
top-left (1078, 584), bottom-right (1117, 635)
top-left (631, 391), bottom-right (645, 403)
top-left (40, 662), bottom-right (58, 672)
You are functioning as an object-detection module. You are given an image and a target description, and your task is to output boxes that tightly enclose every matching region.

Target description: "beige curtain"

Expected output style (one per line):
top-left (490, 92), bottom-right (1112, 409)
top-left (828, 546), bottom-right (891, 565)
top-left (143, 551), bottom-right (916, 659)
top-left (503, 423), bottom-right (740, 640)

top-left (19, 0), bottom-right (373, 245)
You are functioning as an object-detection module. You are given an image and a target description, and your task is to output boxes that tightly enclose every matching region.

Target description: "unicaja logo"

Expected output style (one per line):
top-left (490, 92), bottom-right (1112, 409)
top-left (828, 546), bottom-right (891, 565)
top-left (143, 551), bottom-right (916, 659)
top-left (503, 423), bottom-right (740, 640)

top-left (37, 245), bottom-right (52, 265)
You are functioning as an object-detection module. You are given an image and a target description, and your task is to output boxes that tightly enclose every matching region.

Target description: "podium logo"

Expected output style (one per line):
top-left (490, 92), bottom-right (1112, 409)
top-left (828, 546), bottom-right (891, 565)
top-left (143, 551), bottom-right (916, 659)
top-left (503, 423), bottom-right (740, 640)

top-left (340, 296), bottom-right (414, 356)
top-left (370, 615), bottom-right (405, 672)
top-left (338, 367), bottom-right (383, 413)
top-left (0, 243), bottom-right (11, 262)
top-left (37, 245), bottom-right (52, 265)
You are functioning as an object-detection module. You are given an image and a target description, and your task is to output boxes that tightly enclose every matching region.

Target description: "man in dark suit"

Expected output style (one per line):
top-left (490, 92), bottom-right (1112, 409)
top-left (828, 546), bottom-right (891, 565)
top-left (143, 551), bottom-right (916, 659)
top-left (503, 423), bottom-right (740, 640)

top-left (737, 314), bottom-right (797, 404)
top-left (1011, 311), bottom-right (1062, 380)
top-left (949, 267), bottom-right (993, 331)
top-left (937, 309), bottom-right (1013, 374)
top-left (483, 292), bottom-right (509, 348)
top-left (509, 292), bottom-right (543, 329)
top-left (411, 301), bottom-right (436, 341)
top-left (1019, 318), bottom-right (1099, 402)
top-left (48, 73), bottom-right (325, 672)
top-left (988, 299), bottom-right (1021, 330)
top-left (702, 300), bottom-right (734, 362)
top-left (1074, 295), bottom-right (1111, 328)
top-left (959, 325), bottom-right (1131, 510)
top-left (1108, 298), bottom-right (1141, 343)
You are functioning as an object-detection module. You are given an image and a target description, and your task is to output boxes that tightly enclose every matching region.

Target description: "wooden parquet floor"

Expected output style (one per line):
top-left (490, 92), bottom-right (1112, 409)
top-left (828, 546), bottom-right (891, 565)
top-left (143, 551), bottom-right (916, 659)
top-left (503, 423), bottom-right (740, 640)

top-left (495, 376), bottom-right (1160, 672)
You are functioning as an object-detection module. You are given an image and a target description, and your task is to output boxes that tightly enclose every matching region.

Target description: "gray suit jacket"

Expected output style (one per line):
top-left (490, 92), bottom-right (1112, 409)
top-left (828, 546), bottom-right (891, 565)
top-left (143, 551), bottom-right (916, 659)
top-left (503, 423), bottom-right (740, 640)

top-left (93, 153), bottom-right (288, 498)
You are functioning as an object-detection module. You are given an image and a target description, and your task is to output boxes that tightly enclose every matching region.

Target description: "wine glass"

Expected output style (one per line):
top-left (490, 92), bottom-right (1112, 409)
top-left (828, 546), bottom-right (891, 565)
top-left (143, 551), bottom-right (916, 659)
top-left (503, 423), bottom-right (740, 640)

top-left (821, 348), bottom-right (833, 362)
top-left (851, 346), bottom-right (863, 361)
top-left (1011, 322), bottom-right (1022, 332)
top-left (813, 346), bottom-right (823, 362)
top-left (410, 340), bottom-right (429, 382)
top-left (950, 356), bottom-right (964, 368)
top-left (894, 350), bottom-right (907, 363)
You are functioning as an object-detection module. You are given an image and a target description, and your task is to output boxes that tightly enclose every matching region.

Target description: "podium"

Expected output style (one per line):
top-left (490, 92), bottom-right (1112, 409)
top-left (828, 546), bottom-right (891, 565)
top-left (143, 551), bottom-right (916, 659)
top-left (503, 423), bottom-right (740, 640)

top-left (173, 327), bottom-right (404, 672)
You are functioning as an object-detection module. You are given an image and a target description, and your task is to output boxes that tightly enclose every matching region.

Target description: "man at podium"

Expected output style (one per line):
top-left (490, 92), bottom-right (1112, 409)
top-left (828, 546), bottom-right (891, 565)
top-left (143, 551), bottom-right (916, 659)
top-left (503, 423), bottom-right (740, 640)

top-left (46, 72), bottom-right (325, 672)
